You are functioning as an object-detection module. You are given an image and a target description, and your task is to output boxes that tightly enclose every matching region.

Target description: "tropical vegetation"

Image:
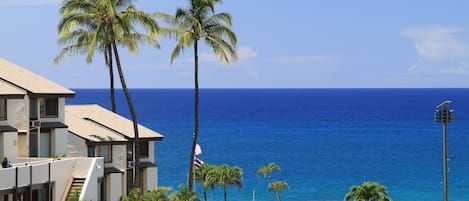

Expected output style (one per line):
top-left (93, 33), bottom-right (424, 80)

top-left (268, 181), bottom-right (289, 201)
top-left (257, 162), bottom-right (281, 183)
top-left (194, 163), bottom-right (216, 201)
top-left (120, 186), bottom-right (200, 201)
top-left (155, 0), bottom-right (238, 190)
top-left (257, 163), bottom-right (289, 201)
top-left (55, 0), bottom-right (159, 113)
top-left (344, 181), bottom-right (393, 201)
top-left (56, 0), bottom-right (159, 189)
top-left (211, 164), bottom-right (243, 201)
top-left (194, 163), bottom-right (243, 201)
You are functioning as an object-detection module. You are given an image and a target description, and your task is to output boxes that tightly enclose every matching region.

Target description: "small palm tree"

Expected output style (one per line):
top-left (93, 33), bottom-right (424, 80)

top-left (195, 163), bottom-right (216, 201)
top-left (211, 164), bottom-right (242, 201)
top-left (268, 181), bottom-right (289, 201)
top-left (120, 188), bottom-right (143, 201)
top-left (156, 0), bottom-right (237, 190)
top-left (344, 181), bottom-right (392, 201)
top-left (143, 187), bottom-right (171, 201)
top-left (169, 184), bottom-right (201, 201)
top-left (257, 163), bottom-right (281, 183)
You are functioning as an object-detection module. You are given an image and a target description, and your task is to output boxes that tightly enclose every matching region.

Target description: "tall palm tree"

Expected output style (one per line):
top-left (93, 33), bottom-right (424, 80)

top-left (155, 0), bottom-right (237, 191)
top-left (57, 0), bottom-right (159, 188)
top-left (257, 163), bottom-right (281, 183)
top-left (344, 181), bottom-right (393, 201)
top-left (56, 0), bottom-right (159, 113)
top-left (211, 164), bottom-right (242, 201)
top-left (195, 163), bottom-right (216, 201)
top-left (268, 181), bottom-right (289, 201)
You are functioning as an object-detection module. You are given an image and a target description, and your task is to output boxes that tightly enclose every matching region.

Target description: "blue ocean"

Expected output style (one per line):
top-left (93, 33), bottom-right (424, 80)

top-left (67, 88), bottom-right (469, 201)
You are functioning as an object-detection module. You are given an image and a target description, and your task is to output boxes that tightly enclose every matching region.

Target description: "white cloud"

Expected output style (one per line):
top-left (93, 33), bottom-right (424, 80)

top-left (237, 46), bottom-right (257, 59)
top-left (199, 45), bottom-right (257, 62)
top-left (0, 0), bottom-right (60, 5)
top-left (402, 25), bottom-right (469, 74)
top-left (199, 53), bottom-right (219, 62)
top-left (273, 56), bottom-right (330, 63)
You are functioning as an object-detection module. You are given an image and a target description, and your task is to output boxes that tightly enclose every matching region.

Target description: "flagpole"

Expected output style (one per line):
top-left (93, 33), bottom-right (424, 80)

top-left (193, 143), bottom-right (202, 193)
top-left (193, 166), bottom-right (196, 193)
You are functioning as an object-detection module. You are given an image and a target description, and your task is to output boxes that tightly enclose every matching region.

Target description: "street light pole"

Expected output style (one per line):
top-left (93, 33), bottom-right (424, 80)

top-left (435, 100), bottom-right (454, 201)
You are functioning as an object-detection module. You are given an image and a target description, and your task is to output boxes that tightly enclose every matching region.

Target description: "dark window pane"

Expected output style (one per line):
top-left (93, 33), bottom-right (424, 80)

top-left (127, 144), bottom-right (133, 161)
top-left (98, 145), bottom-right (112, 163)
top-left (0, 99), bottom-right (6, 120)
top-left (140, 141), bottom-right (149, 158)
top-left (88, 146), bottom-right (95, 157)
top-left (39, 98), bottom-right (58, 118)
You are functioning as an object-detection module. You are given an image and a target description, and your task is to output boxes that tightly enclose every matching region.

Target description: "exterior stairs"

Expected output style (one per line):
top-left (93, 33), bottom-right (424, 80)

top-left (66, 178), bottom-right (86, 201)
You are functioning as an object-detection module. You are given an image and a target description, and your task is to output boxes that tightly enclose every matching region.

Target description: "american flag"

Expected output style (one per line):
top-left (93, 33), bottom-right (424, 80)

top-left (194, 156), bottom-right (204, 168)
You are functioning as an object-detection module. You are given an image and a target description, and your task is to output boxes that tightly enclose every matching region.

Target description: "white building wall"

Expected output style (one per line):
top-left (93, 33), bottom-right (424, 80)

top-left (2, 131), bottom-right (18, 162)
top-left (109, 144), bottom-right (126, 171)
top-left (58, 98), bottom-right (65, 123)
top-left (51, 128), bottom-right (68, 156)
top-left (17, 134), bottom-right (28, 157)
top-left (144, 167), bottom-right (158, 191)
top-left (106, 173), bottom-right (123, 201)
top-left (68, 133), bottom-right (87, 157)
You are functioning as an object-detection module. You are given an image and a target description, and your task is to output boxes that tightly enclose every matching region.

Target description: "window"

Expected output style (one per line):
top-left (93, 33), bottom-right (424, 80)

top-left (0, 99), bottom-right (6, 120)
top-left (97, 145), bottom-right (112, 163)
top-left (140, 141), bottom-right (149, 158)
top-left (39, 98), bottom-right (58, 118)
top-left (127, 144), bottom-right (133, 161)
top-left (128, 142), bottom-right (149, 160)
top-left (87, 146), bottom-right (95, 157)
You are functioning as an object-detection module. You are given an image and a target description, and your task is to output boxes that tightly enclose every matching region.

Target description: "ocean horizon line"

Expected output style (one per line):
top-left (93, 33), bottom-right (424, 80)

top-left (70, 87), bottom-right (469, 90)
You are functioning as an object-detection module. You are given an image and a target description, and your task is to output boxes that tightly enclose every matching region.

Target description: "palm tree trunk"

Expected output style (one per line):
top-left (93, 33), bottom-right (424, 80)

top-left (203, 188), bottom-right (207, 201)
top-left (107, 44), bottom-right (117, 113)
top-left (224, 186), bottom-right (227, 201)
top-left (276, 192), bottom-right (281, 201)
top-left (188, 40), bottom-right (199, 191)
top-left (111, 40), bottom-right (141, 189)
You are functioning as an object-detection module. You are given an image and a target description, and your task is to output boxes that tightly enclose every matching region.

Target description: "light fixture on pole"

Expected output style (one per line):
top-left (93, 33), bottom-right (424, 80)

top-left (435, 100), bottom-right (454, 201)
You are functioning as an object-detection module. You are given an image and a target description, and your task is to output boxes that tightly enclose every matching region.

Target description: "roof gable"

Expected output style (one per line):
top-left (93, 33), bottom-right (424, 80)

top-left (65, 104), bottom-right (164, 141)
top-left (0, 58), bottom-right (74, 97)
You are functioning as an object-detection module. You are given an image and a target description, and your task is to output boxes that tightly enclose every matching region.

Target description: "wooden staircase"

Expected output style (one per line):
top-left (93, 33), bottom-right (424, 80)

top-left (65, 178), bottom-right (86, 201)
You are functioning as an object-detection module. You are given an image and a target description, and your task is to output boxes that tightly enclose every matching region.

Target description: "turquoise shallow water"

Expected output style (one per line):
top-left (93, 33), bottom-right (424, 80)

top-left (68, 88), bottom-right (469, 201)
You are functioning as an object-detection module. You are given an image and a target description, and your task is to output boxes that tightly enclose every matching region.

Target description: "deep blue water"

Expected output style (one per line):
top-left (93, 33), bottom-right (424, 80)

top-left (67, 88), bottom-right (469, 201)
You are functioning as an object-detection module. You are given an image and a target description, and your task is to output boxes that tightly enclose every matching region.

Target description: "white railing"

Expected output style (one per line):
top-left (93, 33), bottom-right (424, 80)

top-left (78, 157), bottom-right (104, 201)
top-left (0, 157), bottom-right (103, 201)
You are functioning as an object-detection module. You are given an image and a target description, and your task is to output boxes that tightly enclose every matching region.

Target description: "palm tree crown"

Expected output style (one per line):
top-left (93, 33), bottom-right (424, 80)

top-left (56, 0), bottom-right (159, 113)
top-left (210, 164), bottom-right (242, 201)
top-left (344, 181), bottom-right (393, 201)
top-left (257, 163), bottom-right (281, 182)
top-left (268, 181), bottom-right (289, 201)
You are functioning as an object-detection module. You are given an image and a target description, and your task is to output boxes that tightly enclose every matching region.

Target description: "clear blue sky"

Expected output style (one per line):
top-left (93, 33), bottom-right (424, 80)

top-left (1, 0), bottom-right (469, 88)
